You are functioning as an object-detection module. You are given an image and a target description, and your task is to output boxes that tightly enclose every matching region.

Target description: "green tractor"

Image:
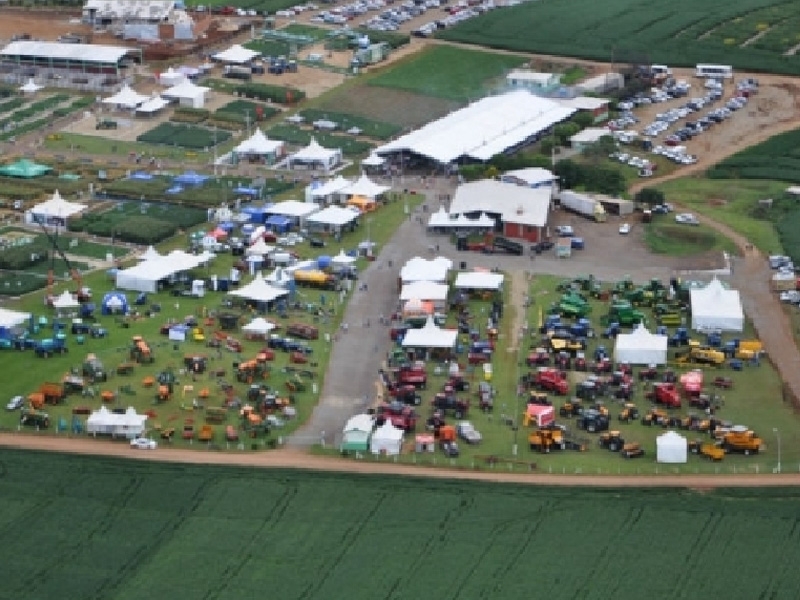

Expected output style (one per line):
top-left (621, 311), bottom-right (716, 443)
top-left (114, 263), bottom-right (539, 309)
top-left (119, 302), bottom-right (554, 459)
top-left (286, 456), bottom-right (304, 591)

top-left (20, 408), bottom-right (50, 429)
top-left (602, 301), bottom-right (646, 327)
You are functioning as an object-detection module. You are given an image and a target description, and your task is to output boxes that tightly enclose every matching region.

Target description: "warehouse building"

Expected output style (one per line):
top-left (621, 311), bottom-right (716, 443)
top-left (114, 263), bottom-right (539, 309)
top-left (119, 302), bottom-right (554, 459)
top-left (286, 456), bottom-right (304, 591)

top-left (0, 41), bottom-right (141, 77)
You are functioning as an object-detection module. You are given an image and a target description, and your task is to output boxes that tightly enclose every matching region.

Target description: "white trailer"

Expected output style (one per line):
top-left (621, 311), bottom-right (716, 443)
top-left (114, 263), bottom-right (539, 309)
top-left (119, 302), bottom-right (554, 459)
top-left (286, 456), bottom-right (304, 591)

top-left (558, 191), bottom-right (606, 222)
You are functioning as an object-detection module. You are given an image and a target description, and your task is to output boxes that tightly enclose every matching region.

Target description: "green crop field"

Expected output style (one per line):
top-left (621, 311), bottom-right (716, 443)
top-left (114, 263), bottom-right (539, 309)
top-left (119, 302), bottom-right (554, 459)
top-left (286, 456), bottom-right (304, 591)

top-left (1, 451), bottom-right (800, 600)
top-left (643, 221), bottom-right (738, 257)
top-left (708, 127), bottom-right (800, 184)
top-left (368, 45), bottom-right (525, 102)
top-left (439, 0), bottom-right (800, 75)
top-left (297, 109), bottom-right (401, 140)
top-left (265, 124), bottom-right (374, 156)
top-left (137, 123), bottom-right (231, 150)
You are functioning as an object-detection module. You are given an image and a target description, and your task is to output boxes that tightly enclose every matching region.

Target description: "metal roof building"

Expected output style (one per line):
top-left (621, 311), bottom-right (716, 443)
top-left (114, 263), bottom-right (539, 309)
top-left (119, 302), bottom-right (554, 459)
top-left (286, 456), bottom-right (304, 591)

top-left (0, 41), bottom-right (141, 75)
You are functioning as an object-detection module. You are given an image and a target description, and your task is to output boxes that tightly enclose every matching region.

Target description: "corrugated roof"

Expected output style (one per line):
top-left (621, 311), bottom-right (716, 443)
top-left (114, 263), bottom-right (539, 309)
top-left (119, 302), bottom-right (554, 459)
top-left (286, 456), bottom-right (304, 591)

top-left (450, 180), bottom-right (551, 228)
top-left (0, 41), bottom-right (132, 64)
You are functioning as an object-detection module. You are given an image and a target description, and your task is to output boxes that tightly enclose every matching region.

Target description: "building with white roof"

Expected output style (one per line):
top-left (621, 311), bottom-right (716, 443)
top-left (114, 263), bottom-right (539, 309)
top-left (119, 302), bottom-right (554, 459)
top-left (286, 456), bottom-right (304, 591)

top-left (506, 70), bottom-right (561, 92)
top-left (569, 127), bottom-right (613, 151)
top-left (0, 41), bottom-right (141, 77)
top-left (501, 167), bottom-right (557, 189)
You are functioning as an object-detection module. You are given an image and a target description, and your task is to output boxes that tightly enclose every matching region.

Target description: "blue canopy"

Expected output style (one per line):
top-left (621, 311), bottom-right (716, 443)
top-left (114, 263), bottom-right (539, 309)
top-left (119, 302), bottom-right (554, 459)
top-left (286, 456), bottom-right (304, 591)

top-left (234, 187), bottom-right (259, 197)
top-left (166, 185), bottom-right (184, 194)
top-left (219, 221), bottom-right (236, 232)
top-left (129, 171), bottom-right (153, 180)
top-left (265, 215), bottom-right (291, 232)
top-left (173, 171), bottom-right (209, 186)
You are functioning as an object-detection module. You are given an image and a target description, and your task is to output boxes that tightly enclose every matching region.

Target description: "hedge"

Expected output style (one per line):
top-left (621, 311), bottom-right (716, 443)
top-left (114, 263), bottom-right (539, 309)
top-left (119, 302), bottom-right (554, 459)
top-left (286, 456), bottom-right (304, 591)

top-left (170, 106), bottom-right (210, 125)
top-left (0, 241), bottom-right (51, 270)
top-left (235, 83), bottom-right (305, 105)
top-left (69, 214), bottom-right (177, 245)
top-left (136, 123), bottom-right (230, 149)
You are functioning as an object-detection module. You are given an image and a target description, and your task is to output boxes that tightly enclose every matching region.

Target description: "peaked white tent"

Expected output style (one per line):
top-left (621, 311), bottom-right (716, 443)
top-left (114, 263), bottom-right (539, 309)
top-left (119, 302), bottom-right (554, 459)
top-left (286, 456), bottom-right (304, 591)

top-left (656, 430), bottom-right (688, 464)
top-left (0, 308), bottom-right (31, 329)
top-left (402, 316), bottom-right (457, 350)
top-left (26, 190), bottom-right (87, 224)
top-left (52, 290), bottom-right (79, 310)
top-left (87, 406), bottom-right (147, 438)
top-left (234, 129), bottom-right (284, 160)
top-left (229, 275), bottom-right (288, 303)
top-left (399, 281), bottom-right (449, 303)
top-left (690, 278), bottom-right (744, 332)
top-left (342, 413), bottom-right (375, 452)
top-left (331, 250), bottom-right (357, 268)
top-left (307, 175), bottom-right (350, 203)
top-left (340, 173), bottom-right (389, 199)
top-left (136, 94), bottom-right (169, 115)
top-left (213, 44), bottom-right (260, 64)
top-left (161, 79), bottom-right (210, 108)
top-left (116, 250), bottom-right (214, 293)
top-left (140, 246), bottom-right (161, 261)
top-left (400, 256), bottom-right (452, 284)
top-left (242, 317), bottom-right (276, 336)
top-left (614, 324), bottom-right (668, 365)
top-left (245, 238), bottom-right (273, 256)
top-left (288, 137), bottom-right (342, 171)
top-left (264, 267), bottom-right (293, 287)
top-left (159, 67), bottom-right (185, 86)
top-left (428, 207), bottom-right (494, 230)
top-left (362, 153), bottom-right (385, 167)
top-left (19, 78), bottom-right (43, 94)
top-left (370, 420), bottom-right (404, 455)
top-left (305, 206), bottom-right (359, 233)
top-left (102, 84), bottom-right (149, 109)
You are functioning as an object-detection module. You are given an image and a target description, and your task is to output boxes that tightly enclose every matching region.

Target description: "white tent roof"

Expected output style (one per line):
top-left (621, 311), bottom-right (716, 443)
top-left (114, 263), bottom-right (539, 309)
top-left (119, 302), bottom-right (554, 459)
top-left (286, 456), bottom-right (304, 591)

top-left (0, 307), bottom-right (30, 328)
top-left (116, 250), bottom-right (214, 293)
top-left (264, 267), bottom-right (293, 286)
top-left (136, 95), bottom-right (169, 114)
top-left (159, 67), bottom-right (185, 86)
top-left (690, 278), bottom-right (744, 332)
top-left (0, 41), bottom-right (130, 64)
top-left (19, 78), bottom-right (42, 93)
top-left (340, 174), bottom-right (390, 198)
top-left (242, 317), bottom-right (276, 335)
top-left (29, 190), bottom-right (87, 219)
top-left (402, 316), bottom-right (458, 349)
top-left (140, 246), bottom-right (161, 261)
top-left (428, 206), bottom-right (494, 229)
top-left (362, 153), bottom-right (385, 166)
top-left (400, 256), bottom-right (452, 283)
top-left (450, 180), bottom-right (551, 227)
top-left (656, 430), bottom-right (688, 464)
top-left (268, 200), bottom-right (319, 218)
top-left (309, 175), bottom-right (351, 198)
top-left (102, 84), bottom-right (149, 108)
top-left (246, 238), bottom-right (274, 256)
top-left (291, 138), bottom-right (341, 162)
top-left (234, 129), bottom-right (284, 155)
top-left (376, 90), bottom-right (576, 163)
top-left (502, 167), bottom-right (556, 186)
top-left (454, 272), bottom-right (504, 290)
top-left (161, 79), bottom-right (209, 101)
top-left (306, 206), bottom-right (359, 227)
top-left (213, 44), bottom-right (260, 64)
top-left (399, 281), bottom-right (449, 302)
top-left (331, 250), bottom-right (357, 266)
top-left (52, 290), bottom-right (80, 309)
top-left (229, 276), bottom-right (289, 302)
top-left (344, 413), bottom-right (375, 434)
top-left (370, 420), bottom-right (403, 455)
top-left (87, 405), bottom-right (147, 430)
top-left (614, 324), bottom-right (669, 365)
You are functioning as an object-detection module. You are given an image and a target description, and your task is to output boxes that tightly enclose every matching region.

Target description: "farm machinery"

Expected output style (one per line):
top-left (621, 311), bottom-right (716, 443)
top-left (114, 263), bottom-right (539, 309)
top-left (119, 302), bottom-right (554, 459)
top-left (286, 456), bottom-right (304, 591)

top-left (376, 401), bottom-right (418, 431)
top-left (617, 403), bottom-right (640, 422)
top-left (531, 367), bottom-right (569, 395)
top-left (155, 369), bottom-right (175, 402)
top-left (620, 443), bottom-right (645, 458)
top-left (20, 408), bottom-right (50, 429)
top-left (601, 302), bottom-right (646, 327)
top-left (130, 336), bottom-right (154, 364)
top-left (576, 408), bottom-right (609, 433)
top-left (675, 342), bottom-right (725, 366)
top-left (82, 354), bottom-right (107, 382)
top-left (641, 408), bottom-right (670, 427)
top-left (719, 426), bottom-right (762, 455)
top-left (688, 439), bottom-right (725, 461)
top-left (431, 393), bottom-right (469, 419)
top-left (28, 382), bottom-right (67, 409)
top-left (34, 338), bottom-right (67, 358)
top-left (646, 382), bottom-right (682, 408)
top-left (598, 431), bottom-right (626, 452)
top-left (529, 426), bottom-right (566, 453)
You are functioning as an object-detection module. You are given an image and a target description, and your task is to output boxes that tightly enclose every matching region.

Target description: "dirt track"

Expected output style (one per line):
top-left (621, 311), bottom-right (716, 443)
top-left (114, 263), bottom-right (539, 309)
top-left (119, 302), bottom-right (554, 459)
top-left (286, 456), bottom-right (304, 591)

top-left (1, 433), bottom-right (795, 487)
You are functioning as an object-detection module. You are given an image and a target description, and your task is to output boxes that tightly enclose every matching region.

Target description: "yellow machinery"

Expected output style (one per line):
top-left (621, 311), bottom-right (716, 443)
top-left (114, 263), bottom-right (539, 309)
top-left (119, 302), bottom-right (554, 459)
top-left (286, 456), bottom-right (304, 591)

top-left (676, 341), bottom-right (725, 366)
top-left (529, 428), bottom-right (566, 453)
top-left (720, 426), bottom-right (762, 455)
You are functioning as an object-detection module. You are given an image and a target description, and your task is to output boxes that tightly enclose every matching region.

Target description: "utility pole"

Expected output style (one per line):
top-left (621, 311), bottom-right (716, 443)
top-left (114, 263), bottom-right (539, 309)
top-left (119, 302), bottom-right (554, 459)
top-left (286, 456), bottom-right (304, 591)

top-left (212, 125), bottom-right (218, 176)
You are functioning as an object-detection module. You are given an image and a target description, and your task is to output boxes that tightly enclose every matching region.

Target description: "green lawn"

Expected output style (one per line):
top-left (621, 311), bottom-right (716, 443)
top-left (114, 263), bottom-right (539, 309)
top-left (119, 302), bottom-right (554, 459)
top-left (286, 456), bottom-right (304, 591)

top-left (368, 45), bottom-right (526, 101)
top-left (297, 108), bottom-right (401, 140)
top-left (44, 132), bottom-right (229, 163)
top-left (2, 452), bottom-right (800, 600)
top-left (643, 220), bottom-right (738, 257)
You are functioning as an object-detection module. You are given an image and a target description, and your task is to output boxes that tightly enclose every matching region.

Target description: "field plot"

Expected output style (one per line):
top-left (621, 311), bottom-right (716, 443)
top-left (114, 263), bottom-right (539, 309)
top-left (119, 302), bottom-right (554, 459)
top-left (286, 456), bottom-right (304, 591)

top-left (2, 451), bottom-right (800, 600)
top-left (136, 123), bottom-right (232, 150)
top-left (707, 127), bottom-right (800, 184)
top-left (297, 109), bottom-right (401, 140)
top-left (368, 45), bottom-right (525, 102)
top-left (439, 0), bottom-right (800, 75)
top-left (266, 123), bottom-right (374, 155)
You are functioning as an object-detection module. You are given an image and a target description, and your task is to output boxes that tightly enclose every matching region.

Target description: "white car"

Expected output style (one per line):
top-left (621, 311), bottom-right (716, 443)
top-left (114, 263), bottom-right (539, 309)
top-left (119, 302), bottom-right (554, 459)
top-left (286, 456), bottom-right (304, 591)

top-left (456, 421), bottom-right (482, 444)
top-left (130, 437), bottom-right (158, 450)
top-left (554, 225), bottom-right (574, 237)
top-left (6, 395), bottom-right (24, 411)
top-left (675, 213), bottom-right (699, 225)
top-left (619, 223), bottom-right (631, 235)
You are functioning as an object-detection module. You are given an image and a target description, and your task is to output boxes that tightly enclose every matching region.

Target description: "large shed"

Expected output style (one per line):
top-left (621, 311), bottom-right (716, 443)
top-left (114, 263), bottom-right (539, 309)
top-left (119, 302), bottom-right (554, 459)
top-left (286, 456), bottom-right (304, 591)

top-left (0, 41), bottom-right (141, 76)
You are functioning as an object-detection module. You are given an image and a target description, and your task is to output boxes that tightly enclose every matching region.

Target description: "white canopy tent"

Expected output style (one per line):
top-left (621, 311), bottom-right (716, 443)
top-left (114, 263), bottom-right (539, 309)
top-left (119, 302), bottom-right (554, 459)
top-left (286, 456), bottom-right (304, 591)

top-left (305, 206), bottom-right (359, 233)
top-left (341, 413), bottom-right (375, 452)
top-left (228, 275), bottom-right (289, 303)
top-left (614, 325), bottom-right (668, 365)
top-left (369, 420), bottom-right (403, 455)
top-left (264, 267), bottom-right (293, 287)
top-left (331, 250), bottom-right (357, 268)
top-left (213, 44), bottom-right (260, 64)
top-left (453, 271), bottom-right (504, 290)
top-left (161, 79), bottom-right (210, 109)
top-left (400, 256), bottom-right (452, 284)
top-left (242, 317), bottom-right (276, 336)
top-left (0, 307), bottom-right (30, 328)
top-left (116, 250), bottom-right (214, 293)
top-left (428, 207), bottom-right (494, 230)
top-left (136, 94), bottom-right (170, 115)
top-left (690, 278), bottom-right (744, 332)
top-left (656, 431), bottom-right (688, 464)
top-left (267, 200), bottom-right (320, 221)
top-left (19, 78), bottom-right (43, 94)
top-left (362, 153), bottom-right (385, 167)
top-left (102, 84), bottom-right (149, 109)
top-left (246, 238), bottom-right (273, 256)
top-left (233, 129), bottom-right (284, 160)
top-left (52, 290), bottom-right (79, 310)
top-left (340, 173), bottom-right (389, 199)
top-left (400, 281), bottom-right (449, 303)
top-left (306, 175), bottom-right (351, 204)
top-left (139, 245), bottom-right (161, 261)
top-left (402, 316), bottom-right (457, 350)
top-left (87, 406), bottom-right (147, 438)
top-left (288, 138), bottom-right (342, 171)
top-left (159, 67), bottom-right (185, 86)
top-left (25, 190), bottom-right (87, 224)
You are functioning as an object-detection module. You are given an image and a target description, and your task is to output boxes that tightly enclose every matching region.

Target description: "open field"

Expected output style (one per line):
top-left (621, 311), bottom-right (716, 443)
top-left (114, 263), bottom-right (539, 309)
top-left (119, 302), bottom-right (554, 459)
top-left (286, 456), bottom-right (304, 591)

top-left (643, 221), bottom-right (738, 257)
top-left (1, 450), bottom-right (800, 600)
top-left (439, 0), bottom-right (800, 75)
top-left (708, 127), bottom-right (800, 184)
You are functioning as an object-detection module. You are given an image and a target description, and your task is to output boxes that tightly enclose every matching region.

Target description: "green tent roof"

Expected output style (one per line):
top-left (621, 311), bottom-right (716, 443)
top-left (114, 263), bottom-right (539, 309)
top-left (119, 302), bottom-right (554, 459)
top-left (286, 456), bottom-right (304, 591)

top-left (0, 159), bottom-right (52, 178)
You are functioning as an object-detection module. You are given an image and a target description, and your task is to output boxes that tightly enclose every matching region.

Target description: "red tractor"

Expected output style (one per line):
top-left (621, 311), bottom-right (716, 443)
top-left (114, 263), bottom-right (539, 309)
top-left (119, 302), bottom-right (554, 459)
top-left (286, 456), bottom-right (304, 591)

top-left (533, 368), bottom-right (569, 396)
top-left (395, 365), bottom-right (427, 389)
top-left (376, 402), bottom-right (418, 431)
top-left (647, 382), bottom-right (681, 408)
top-left (431, 393), bottom-right (469, 419)
top-left (388, 384), bottom-right (422, 406)
top-left (526, 348), bottom-right (550, 367)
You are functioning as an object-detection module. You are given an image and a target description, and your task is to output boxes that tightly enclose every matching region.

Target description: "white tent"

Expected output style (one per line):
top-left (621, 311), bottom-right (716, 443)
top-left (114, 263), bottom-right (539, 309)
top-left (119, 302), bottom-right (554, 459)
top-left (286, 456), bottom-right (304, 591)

top-left (161, 79), bottom-right (210, 109)
top-left (402, 316), bottom-right (457, 350)
top-left (307, 175), bottom-right (350, 203)
top-left (116, 250), bottom-right (213, 293)
top-left (234, 129), bottom-right (284, 159)
top-left (264, 267), bottom-right (293, 287)
top-left (213, 44), bottom-right (260, 64)
top-left (288, 137), bottom-right (342, 171)
top-left (139, 246), bottom-right (161, 261)
top-left (341, 413), bottom-right (375, 452)
top-left (305, 206), bottom-right (359, 232)
top-left (245, 238), bottom-right (273, 256)
top-left (340, 173), bottom-right (389, 199)
top-left (428, 207), bottom-right (494, 230)
top-left (614, 324), bottom-right (668, 365)
top-left (136, 94), bottom-right (169, 115)
top-left (159, 67), bottom-right (185, 86)
top-left (399, 281), bottom-right (449, 303)
top-left (19, 78), bottom-right (42, 94)
top-left (331, 250), bottom-right (357, 268)
top-left (102, 84), bottom-right (149, 109)
top-left (362, 153), bottom-right (385, 167)
top-left (400, 256), bottom-right (452, 284)
top-left (229, 275), bottom-right (288, 303)
top-left (242, 317), bottom-right (276, 336)
top-left (370, 420), bottom-right (403, 455)
top-left (25, 190), bottom-right (87, 224)
top-left (0, 307), bottom-right (30, 328)
top-left (52, 290), bottom-right (79, 310)
top-left (86, 406), bottom-right (147, 438)
top-left (656, 430), bottom-right (688, 464)
top-left (690, 278), bottom-right (744, 332)
top-left (268, 200), bottom-right (320, 220)
top-left (453, 271), bottom-right (504, 290)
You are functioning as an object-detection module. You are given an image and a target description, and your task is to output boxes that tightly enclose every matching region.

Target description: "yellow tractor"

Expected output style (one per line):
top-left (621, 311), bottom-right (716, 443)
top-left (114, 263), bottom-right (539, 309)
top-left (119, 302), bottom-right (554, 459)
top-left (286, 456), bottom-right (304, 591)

top-left (688, 439), bottom-right (725, 461)
top-left (675, 341), bottom-right (725, 366)
top-left (621, 442), bottom-right (645, 459)
top-left (641, 408), bottom-right (670, 427)
top-left (617, 403), bottom-right (639, 422)
top-left (529, 427), bottom-right (566, 453)
top-left (598, 430), bottom-right (625, 452)
top-left (559, 398), bottom-right (583, 418)
top-left (720, 425), bottom-right (762, 455)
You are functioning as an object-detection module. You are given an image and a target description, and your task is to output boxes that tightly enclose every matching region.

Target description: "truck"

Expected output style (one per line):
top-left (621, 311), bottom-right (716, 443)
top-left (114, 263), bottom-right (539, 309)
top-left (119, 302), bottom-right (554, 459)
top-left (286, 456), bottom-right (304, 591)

top-left (492, 236), bottom-right (523, 256)
top-left (293, 270), bottom-right (340, 291)
top-left (533, 367), bottom-right (569, 395)
top-left (223, 65), bottom-right (252, 81)
top-left (558, 191), bottom-right (607, 222)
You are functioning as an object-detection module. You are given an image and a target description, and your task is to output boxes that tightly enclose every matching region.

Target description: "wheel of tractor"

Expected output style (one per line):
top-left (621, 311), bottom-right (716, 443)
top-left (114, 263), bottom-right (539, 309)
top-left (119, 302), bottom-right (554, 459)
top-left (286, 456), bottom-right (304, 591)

top-left (43, 419), bottom-right (50, 428)
top-left (454, 410), bottom-right (463, 419)
top-left (609, 442), bottom-right (619, 452)
top-left (587, 423), bottom-right (597, 433)
top-left (744, 448), bottom-right (750, 456)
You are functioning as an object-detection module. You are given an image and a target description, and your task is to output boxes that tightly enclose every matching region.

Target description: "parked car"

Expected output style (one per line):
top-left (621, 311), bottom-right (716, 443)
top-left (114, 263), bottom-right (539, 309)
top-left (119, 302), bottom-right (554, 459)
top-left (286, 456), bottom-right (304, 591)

top-left (6, 395), bottom-right (24, 411)
top-left (130, 437), bottom-right (158, 450)
top-left (456, 421), bottom-right (482, 444)
top-left (675, 213), bottom-right (699, 225)
top-left (554, 225), bottom-right (574, 237)
top-left (309, 237), bottom-right (326, 248)
top-left (619, 223), bottom-right (631, 235)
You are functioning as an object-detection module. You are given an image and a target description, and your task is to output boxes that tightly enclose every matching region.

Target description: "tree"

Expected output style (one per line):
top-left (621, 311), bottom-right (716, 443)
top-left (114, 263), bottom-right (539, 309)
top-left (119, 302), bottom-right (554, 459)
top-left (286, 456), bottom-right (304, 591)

top-left (571, 112), bottom-right (595, 128)
top-left (554, 159), bottom-right (582, 189)
top-left (634, 187), bottom-right (665, 206)
top-left (553, 123), bottom-right (580, 145)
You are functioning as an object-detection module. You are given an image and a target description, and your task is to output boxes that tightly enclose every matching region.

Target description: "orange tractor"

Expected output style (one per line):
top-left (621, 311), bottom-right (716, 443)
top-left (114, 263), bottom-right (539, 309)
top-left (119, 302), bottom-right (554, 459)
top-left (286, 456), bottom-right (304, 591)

top-left (130, 336), bottom-right (154, 364)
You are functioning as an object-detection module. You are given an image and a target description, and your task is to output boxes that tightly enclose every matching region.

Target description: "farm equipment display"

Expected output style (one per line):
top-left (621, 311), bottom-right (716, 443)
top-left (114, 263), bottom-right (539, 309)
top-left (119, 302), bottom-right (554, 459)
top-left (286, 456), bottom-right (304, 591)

top-left (393, 364), bottom-right (427, 389)
top-left (286, 323), bottom-right (319, 340)
top-left (646, 382), bottom-right (681, 408)
top-left (688, 439), bottom-right (725, 461)
top-left (20, 408), bottom-right (50, 428)
top-left (641, 408), bottom-right (670, 427)
top-left (617, 403), bottom-right (640, 422)
top-left (598, 431), bottom-right (626, 452)
top-left (130, 336), bottom-right (154, 364)
top-left (198, 424), bottom-right (214, 442)
top-left (82, 354), bottom-right (107, 382)
top-left (182, 420), bottom-right (195, 440)
top-left (720, 426), bottom-right (762, 455)
top-left (431, 393), bottom-right (469, 419)
top-left (532, 368), bottom-right (569, 395)
top-left (675, 342), bottom-right (725, 366)
top-left (293, 269), bottom-right (340, 291)
top-left (526, 348), bottom-right (551, 367)
top-left (621, 442), bottom-right (645, 458)
top-left (34, 338), bottom-right (67, 358)
top-left (576, 408), bottom-right (609, 433)
top-left (529, 427), bottom-right (566, 453)
top-left (559, 398), bottom-right (583, 418)
top-left (225, 425), bottom-right (239, 442)
top-left (601, 302), bottom-right (646, 327)
top-left (376, 401), bottom-right (418, 431)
